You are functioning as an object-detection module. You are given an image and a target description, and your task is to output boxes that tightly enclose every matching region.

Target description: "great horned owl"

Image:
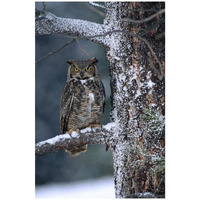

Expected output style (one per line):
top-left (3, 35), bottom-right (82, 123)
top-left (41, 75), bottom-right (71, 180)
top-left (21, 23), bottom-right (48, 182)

top-left (60, 57), bottom-right (105, 157)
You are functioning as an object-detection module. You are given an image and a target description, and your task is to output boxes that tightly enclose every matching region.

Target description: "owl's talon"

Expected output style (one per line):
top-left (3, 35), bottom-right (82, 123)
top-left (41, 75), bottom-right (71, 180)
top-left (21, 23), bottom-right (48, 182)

top-left (89, 124), bottom-right (101, 131)
top-left (88, 124), bottom-right (101, 137)
top-left (89, 124), bottom-right (101, 128)
top-left (66, 129), bottom-right (80, 139)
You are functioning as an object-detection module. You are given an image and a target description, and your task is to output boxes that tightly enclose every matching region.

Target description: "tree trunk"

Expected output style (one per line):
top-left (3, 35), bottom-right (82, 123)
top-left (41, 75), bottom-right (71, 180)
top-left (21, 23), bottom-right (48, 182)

top-left (105, 2), bottom-right (165, 198)
top-left (35, 2), bottom-right (165, 198)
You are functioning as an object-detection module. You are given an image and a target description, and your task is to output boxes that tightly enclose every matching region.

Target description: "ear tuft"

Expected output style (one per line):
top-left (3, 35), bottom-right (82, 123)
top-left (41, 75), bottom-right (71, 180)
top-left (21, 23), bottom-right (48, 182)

top-left (66, 60), bottom-right (74, 64)
top-left (90, 57), bottom-right (98, 64)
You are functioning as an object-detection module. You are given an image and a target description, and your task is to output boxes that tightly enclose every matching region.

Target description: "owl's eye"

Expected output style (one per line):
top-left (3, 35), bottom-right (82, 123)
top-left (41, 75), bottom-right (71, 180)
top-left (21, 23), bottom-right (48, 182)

top-left (74, 67), bottom-right (79, 72)
top-left (85, 66), bottom-right (91, 71)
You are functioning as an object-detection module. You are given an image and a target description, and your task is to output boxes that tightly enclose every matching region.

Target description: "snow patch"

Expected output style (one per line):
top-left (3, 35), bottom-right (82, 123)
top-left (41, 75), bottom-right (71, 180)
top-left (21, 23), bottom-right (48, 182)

top-left (37, 134), bottom-right (72, 147)
top-left (132, 73), bottom-right (137, 80)
top-left (80, 127), bottom-right (92, 133)
top-left (135, 90), bottom-right (141, 99)
top-left (147, 80), bottom-right (155, 88)
top-left (103, 122), bottom-right (116, 131)
top-left (36, 176), bottom-right (115, 198)
top-left (119, 74), bottom-right (126, 83)
top-left (137, 192), bottom-right (156, 198)
top-left (71, 131), bottom-right (79, 138)
top-left (115, 56), bottom-right (121, 61)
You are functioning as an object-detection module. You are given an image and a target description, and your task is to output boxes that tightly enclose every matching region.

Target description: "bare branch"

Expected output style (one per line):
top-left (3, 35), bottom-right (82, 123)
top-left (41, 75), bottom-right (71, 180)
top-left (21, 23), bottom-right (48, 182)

top-left (35, 39), bottom-right (75, 64)
top-left (88, 2), bottom-right (106, 9)
top-left (136, 35), bottom-right (164, 80)
top-left (86, 3), bottom-right (105, 17)
top-left (128, 8), bottom-right (164, 12)
top-left (42, 2), bottom-right (46, 12)
top-left (139, 18), bottom-right (165, 37)
top-left (35, 122), bottom-right (116, 156)
top-left (122, 9), bottom-right (165, 24)
top-left (75, 38), bottom-right (91, 56)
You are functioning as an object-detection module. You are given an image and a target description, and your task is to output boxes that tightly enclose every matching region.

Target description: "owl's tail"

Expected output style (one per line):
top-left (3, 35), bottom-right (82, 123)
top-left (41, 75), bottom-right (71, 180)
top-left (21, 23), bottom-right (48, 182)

top-left (65, 144), bottom-right (88, 157)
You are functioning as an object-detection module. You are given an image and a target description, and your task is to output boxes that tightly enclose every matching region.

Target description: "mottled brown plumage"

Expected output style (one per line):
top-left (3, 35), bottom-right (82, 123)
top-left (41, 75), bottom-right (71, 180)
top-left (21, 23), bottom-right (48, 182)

top-left (60, 57), bottom-right (105, 157)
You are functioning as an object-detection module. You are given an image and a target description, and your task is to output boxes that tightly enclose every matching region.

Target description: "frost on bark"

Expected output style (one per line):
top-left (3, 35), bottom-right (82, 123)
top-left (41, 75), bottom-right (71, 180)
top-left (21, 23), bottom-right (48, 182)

top-left (105, 2), bottom-right (165, 198)
top-left (36, 2), bottom-right (165, 198)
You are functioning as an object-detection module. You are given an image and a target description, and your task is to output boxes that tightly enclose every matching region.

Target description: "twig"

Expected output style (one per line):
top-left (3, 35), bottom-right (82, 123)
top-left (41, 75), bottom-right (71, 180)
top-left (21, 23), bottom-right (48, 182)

top-left (155, 175), bottom-right (165, 194)
top-left (128, 8), bottom-right (164, 12)
top-left (122, 9), bottom-right (165, 24)
top-left (35, 39), bottom-right (75, 64)
top-left (35, 9), bottom-right (45, 20)
top-left (136, 35), bottom-right (163, 79)
top-left (59, 29), bottom-right (134, 41)
top-left (88, 1), bottom-right (106, 9)
top-left (86, 2), bottom-right (105, 17)
top-left (139, 18), bottom-right (165, 37)
top-left (42, 2), bottom-right (46, 12)
top-left (75, 38), bottom-right (91, 56)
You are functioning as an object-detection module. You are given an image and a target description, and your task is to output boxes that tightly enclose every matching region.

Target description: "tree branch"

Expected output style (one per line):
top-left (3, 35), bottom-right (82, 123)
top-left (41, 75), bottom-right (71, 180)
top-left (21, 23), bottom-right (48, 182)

top-left (75, 38), bottom-right (91, 56)
top-left (35, 39), bottom-right (75, 64)
top-left (86, 2), bottom-right (105, 17)
top-left (35, 11), bottom-right (106, 44)
top-left (35, 122), bottom-right (116, 156)
top-left (88, 2), bottom-right (106, 9)
top-left (122, 9), bottom-right (165, 24)
top-left (35, 10), bottom-right (163, 79)
top-left (136, 35), bottom-right (164, 80)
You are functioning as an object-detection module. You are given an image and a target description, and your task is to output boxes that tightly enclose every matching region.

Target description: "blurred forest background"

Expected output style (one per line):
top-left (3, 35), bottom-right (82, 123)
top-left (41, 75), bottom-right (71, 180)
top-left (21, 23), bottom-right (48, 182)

top-left (35, 2), bottom-right (113, 185)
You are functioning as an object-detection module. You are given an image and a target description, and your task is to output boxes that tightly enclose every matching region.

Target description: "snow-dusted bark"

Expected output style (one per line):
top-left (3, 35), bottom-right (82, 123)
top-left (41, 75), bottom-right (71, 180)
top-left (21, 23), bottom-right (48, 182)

top-left (36, 2), bottom-right (165, 198)
top-left (104, 2), bottom-right (165, 198)
top-left (36, 10), bottom-right (106, 44)
top-left (36, 122), bottom-right (116, 156)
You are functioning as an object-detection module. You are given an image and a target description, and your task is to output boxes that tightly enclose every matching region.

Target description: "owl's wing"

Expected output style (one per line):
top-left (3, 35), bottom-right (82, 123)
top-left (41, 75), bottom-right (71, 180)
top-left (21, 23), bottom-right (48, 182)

top-left (60, 81), bottom-right (74, 134)
top-left (96, 76), bottom-right (106, 112)
top-left (102, 82), bottom-right (106, 112)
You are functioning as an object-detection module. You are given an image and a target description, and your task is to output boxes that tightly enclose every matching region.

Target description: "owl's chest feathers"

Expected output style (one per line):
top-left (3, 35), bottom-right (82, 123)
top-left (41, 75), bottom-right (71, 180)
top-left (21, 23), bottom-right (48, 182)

top-left (73, 78), bottom-right (99, 122)
top-left (88, 92), bottom-right (94, 110)
top-left (80, 84), bottom-right (95, 114)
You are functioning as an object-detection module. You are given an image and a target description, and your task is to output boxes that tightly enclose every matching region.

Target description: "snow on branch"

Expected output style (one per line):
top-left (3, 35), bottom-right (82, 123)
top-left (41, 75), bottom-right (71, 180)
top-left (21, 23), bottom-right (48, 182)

top-left (35, 10), bottom-right (163, 79)
top-left (86, 3), bottom-right (105, 17)
top-left (35, 122), bottom-right (116, 156)
top-left (88, 2), bottom-right (106, 9)
top-left (35, 10), bottom-right (105, 44)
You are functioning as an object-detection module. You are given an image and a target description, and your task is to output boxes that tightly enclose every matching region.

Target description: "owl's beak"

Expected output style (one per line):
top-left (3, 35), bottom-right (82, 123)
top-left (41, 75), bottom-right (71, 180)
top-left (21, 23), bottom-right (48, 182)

top-left (80, 71), bottom-right (84, 78)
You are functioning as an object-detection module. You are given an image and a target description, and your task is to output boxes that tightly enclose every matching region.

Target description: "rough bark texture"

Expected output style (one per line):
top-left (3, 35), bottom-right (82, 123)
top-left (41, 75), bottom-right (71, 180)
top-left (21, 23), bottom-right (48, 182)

top-left (105, 2), bottom-right (165, 198)
top-left (36, 2), bottom-right (165, 198)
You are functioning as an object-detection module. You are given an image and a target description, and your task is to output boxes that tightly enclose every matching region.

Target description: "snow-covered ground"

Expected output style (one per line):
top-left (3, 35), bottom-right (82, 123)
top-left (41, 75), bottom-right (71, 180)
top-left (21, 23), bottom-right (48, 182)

top-left (36, 176), bottom-right (115, 198)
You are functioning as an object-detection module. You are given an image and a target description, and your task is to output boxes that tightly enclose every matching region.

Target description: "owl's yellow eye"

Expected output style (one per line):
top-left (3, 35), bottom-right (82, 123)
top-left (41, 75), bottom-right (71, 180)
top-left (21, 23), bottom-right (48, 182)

top-left (74, 67), bottom-right (79, 72)
top-left (86, 66), bottom-right (91, 71)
